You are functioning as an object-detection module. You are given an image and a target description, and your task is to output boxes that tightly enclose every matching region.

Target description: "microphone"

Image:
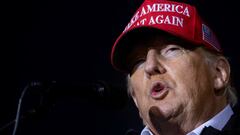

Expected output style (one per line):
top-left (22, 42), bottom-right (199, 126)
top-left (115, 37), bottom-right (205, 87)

top-left (0, 81), bottom-right (129, 134)
top-left (29, 80), bottom-right (129, 109)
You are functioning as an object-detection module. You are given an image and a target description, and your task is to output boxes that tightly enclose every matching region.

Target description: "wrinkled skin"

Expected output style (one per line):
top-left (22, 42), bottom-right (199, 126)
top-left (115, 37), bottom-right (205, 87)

top-left (129, 36), bottom-right (229, 135)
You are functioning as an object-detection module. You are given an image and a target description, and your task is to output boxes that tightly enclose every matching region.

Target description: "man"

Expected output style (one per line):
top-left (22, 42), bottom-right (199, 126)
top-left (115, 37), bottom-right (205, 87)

top-left (111, 0), bottom-right (240, 135)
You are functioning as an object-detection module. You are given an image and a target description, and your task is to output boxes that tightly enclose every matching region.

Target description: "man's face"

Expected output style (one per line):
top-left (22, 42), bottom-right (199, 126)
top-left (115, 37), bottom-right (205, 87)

top-left (129, 36), bottom-right (220, 132)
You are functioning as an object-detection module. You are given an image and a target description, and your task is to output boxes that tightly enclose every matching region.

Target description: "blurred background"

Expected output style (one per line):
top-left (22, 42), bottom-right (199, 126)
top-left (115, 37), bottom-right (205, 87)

top-left (5, 0), bottom-right (240, 134)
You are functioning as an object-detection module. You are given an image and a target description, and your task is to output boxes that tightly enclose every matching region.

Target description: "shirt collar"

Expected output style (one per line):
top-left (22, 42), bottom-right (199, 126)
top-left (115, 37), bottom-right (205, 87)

top-left (140, 104), bottom-right (233, 135)
top-left (140, 126), bottom-right (153, 135)
top-left (187, 104), bottom-right (233, 135)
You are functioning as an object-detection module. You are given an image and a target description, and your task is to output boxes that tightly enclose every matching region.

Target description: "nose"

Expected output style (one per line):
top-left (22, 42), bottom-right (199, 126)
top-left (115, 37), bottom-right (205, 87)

top-left (144, 49), bottom-right (166, 76)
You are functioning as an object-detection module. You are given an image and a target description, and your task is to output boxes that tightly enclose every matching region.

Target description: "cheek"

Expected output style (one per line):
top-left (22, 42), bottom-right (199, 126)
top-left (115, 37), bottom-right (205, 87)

top-left (131, 71), bottom-right (144, 93)
top-left (169, 55), bottom-right (214, 104)
top-left (130, 70), bottom-right (148, 102)
top-left (130, 70), bottom-right (150, 114)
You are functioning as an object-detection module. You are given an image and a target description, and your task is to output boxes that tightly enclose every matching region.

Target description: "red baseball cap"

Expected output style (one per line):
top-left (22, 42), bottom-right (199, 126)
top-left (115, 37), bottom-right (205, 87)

top-left (111, 0), bottom-right (221, 73)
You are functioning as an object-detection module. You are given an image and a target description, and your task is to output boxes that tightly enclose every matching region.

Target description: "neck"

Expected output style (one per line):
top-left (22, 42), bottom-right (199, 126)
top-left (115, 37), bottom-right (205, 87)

top-left (149, 99), bottom-right (228, 135)
top-left (150, 121), bottom-right (185, 135)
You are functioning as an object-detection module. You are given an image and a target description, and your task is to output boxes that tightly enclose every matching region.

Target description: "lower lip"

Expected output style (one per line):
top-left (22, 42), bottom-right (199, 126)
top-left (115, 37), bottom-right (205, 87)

top-left (151, 89), bottom-right (169, 99)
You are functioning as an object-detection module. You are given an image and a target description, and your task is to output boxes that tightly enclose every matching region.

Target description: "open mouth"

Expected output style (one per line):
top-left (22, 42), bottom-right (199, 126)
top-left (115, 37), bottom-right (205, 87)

top-left (150, 82), bottom-right (169, 99)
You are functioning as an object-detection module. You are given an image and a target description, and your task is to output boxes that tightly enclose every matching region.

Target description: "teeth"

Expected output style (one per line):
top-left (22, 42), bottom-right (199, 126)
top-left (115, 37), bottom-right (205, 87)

top-left (154, 88), bottom-right (160, 92)
top-left (155, 88), bottom-right (161, 92)
top-left (154, 84), bottom-right (163, 92)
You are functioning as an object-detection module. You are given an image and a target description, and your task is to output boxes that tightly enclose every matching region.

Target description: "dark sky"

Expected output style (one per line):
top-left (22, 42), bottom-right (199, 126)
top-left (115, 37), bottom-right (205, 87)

top-left (6, 0), bottom-right (240, 135)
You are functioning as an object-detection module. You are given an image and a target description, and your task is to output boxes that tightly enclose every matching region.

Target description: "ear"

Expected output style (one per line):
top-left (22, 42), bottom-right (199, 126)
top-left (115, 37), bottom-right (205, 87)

top-left (213, 57), bottom-right (230, 91)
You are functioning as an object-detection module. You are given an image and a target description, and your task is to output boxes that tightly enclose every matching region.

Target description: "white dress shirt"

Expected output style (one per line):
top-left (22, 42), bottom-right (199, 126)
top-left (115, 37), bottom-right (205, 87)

top-left (140, 104), bottom-right (233, 135)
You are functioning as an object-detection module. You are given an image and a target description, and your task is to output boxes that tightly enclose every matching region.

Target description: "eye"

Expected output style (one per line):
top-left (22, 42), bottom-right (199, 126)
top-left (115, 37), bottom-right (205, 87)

top-left (161, 45), bottom-right (184, 59)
